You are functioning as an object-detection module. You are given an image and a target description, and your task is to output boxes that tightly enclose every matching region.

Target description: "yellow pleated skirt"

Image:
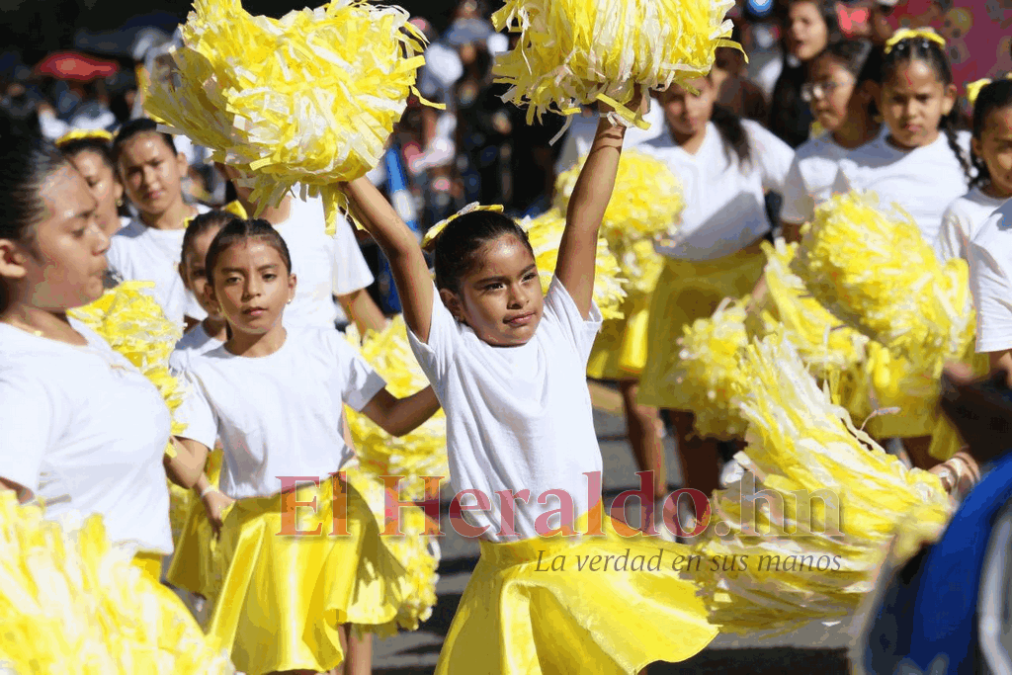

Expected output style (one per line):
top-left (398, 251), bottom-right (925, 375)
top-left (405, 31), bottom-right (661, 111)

top-left (638, 245), bottom-right (767, 410)
top-left (166, 449), bottom-right (225, 601)
top-left (207, 475), bottom-right (411, 675)
top-left (434, 513), bottom-right (718, 675)
top-left (587, 293), bottom-right (654, 381)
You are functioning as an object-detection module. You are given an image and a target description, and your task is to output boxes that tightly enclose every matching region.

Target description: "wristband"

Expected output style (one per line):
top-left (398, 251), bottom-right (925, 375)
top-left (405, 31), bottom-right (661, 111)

top-left (200, 485), bottom-right (220, 499)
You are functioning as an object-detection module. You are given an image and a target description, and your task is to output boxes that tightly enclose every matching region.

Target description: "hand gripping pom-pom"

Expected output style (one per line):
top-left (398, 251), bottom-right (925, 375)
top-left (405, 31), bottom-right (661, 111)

top-left (143, 0), bottom-right (439, 236)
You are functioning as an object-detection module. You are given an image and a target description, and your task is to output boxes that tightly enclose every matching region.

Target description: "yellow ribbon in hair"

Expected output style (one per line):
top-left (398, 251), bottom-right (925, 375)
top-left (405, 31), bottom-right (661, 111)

top-left (884, 28), bottom-right (946, 55)
top-left (55, 128), bottom-right (114, 147)
top-left (966, 79), bottom-right (992, 108)
top-left (222, 200), bottom-right (248, 219)
top-left (420, 203), bottom-right (505, 253)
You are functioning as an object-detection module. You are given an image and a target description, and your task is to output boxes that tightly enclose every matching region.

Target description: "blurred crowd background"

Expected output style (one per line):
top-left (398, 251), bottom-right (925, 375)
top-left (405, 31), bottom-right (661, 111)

top-left (1, 0), bottom-right (1008, 310)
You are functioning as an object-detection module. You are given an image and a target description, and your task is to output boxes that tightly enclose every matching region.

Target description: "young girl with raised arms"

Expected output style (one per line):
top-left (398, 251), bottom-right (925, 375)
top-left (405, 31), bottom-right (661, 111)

top-left (170, 218), bottom-right (441, 675)
top-left (831, 29), bottom-right (972, 247)
top-left (343, 93), bottom-right (717, 675)
top-left (780, 39), bottom-right (882, 241)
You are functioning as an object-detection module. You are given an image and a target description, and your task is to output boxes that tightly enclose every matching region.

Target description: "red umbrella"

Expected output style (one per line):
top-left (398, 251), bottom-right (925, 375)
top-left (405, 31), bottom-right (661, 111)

top-left (35, 52), bottom-right (119, 82)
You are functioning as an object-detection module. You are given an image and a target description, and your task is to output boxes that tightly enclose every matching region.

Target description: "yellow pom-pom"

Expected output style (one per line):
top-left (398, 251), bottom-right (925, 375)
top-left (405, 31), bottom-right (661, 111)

top-left (692, 333), bottom-right (952, 634)
top-left (143, 0), bottom-right (437, 235)
top-left (522, 208), bottom-right (628, 320)
top-left (0, 493), bottom-right (233, 673)
top-left (492, 0), bottom-right (737, 125)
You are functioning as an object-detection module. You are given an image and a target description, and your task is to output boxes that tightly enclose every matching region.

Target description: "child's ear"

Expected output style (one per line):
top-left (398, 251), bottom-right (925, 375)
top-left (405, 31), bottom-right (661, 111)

top-left (287, 273), bottom-right (297, 304)
top-left (438, 288), bottom-right (464, 322)
top-left (941, 83), bottom-right (958, 116)
top-left (0, 240), bottom-right (28, 280)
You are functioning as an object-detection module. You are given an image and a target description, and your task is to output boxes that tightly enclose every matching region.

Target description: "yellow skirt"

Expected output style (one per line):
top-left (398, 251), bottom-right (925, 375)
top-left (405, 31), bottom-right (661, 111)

top-left (207, 476), bottom-right (411, 675)
top-left (434, 514), bottom-right (718, 675)
top-left (132, 552), bottom-right (164, 583)
top-left (638, 245), bottom-right (767, 410)
top-left (166, 449), bottom-right (225, 601)
top-left (587, 293), bottom-right (654, 380)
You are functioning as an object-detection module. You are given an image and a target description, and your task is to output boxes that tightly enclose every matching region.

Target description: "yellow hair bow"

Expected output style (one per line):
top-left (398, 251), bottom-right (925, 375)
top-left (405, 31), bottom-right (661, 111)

top-left (55, 128), bottom-right (114, 148)
top-left (421, 203), bottom-right (505, 253)
top-left (966, 73), bottom-right (1012, 107)
top-left (884, 28), bottom-right (946, 55)
top-left (222, 200), bottom-right (248, 219)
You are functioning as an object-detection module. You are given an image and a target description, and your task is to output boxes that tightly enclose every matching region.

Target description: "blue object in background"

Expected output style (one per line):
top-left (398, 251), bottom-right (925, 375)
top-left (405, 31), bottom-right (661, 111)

top-left (747, 0), bottom-right (774, 18)
top-left (377, 143), bottom-right (421, 314)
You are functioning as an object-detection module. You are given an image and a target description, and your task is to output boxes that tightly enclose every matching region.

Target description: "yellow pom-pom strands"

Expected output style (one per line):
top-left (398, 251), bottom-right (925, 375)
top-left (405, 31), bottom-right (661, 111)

top-left (143, 0), bottom-right (439, 236)
top-left (492, 0), bottom-right (738, 127)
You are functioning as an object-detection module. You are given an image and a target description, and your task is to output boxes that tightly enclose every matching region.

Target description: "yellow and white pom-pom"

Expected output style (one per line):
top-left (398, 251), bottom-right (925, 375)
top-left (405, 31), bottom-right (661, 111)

top-left (492, 0), bottom-right (737, 126)
top-left (665, 297), bottom-right (750, 440)
top-left (751, 239), bottom-right (869, 381)
top-left (343, 316), bottom-right (444, 629)
top-left (791, 191), bottom-right (974, 372)
top-left (0, 494), bottom-right (233, 674)
top-left (521, 208), bottom-right (627, 320)
top-left (143, 0), bottom-right (436, 235)
top-left (692, 333), bottom-right (952, 634)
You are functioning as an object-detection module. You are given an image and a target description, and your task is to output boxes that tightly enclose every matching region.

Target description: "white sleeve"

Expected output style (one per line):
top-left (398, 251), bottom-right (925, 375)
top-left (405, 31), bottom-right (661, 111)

top-left (330, 334), bottom-right (387, 412)
top-left (0, 369), bottom-right (63, 493)
top-left (745, 120), bottom-right (795, 194)
top-left (331, 215), bottom-right (375, 296)
top-left (172, 370), bottom-right (218, 449)
top-left (970, 238), bottom-right (1012, 354)
top-left (406, 282), bottom-right (461, 384)
top-left (779, 156), bottom-right (814, 225)
top-left (935, 204), bottom-right (966, 263)
top-left (542, 276), bottom-right (604, 364)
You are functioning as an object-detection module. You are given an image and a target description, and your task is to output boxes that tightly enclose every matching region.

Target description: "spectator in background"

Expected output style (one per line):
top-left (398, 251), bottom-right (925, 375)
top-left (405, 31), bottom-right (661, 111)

top-left (712, 24), bottom-right (770, 122)
top-left (768, 0), bottom-right (841, 148)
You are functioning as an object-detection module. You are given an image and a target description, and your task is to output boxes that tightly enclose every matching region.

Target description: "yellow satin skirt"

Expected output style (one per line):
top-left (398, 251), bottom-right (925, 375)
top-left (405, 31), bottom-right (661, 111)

top-left (587, 294), bottom-right (653, 381)
top-left (638, 245), bottom-right (766, 410)
top-left (166, 449), bottom-right (225, 601)
top-left (434, 513), bottom-right (718, 675)
top-left (132, 552), bottom-right (164, 583)
top-left (207, 476), bottom-right (410, 675)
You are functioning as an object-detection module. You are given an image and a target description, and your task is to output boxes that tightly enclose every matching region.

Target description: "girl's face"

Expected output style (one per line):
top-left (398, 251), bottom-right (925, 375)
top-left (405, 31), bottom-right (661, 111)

top-left (974, 105), bottom-right (1012, 199)
top-left (788, 2), bottom-right (830, 63)
top-left (0, 166), bottom-right (108, 312)
top-left (806, 56), bottom-right (858, 133)
top-left (180, 226), bottom-right (224, 318)
top-left (879, 60), bottom-right (956, 150)
top-left (439, 234), bottom-right (544, 347)
top-left (210, 240), bottom-right (296, 337)
top-left (117, 132), bottom-right (188, 219)
top-left (659, 78), bottom-right (716, 141)
top-left (67, 149), bottom-right (123, 238)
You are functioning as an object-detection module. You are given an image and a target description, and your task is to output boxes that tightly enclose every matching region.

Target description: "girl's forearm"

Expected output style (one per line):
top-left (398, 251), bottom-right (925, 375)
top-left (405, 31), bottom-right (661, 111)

top-left (344, 178), bottom-right (418, 257)
top-left (165, 438), bottom-right (209, 489)
top-left (390, 387), bottom-right (441, 437)
top-left (565, 118), bottom-right (626, 234)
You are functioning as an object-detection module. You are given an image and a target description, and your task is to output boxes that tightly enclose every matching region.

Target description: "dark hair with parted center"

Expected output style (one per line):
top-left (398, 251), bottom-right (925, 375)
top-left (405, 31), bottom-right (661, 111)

top-left (429, 210), bottom-right (534, 296)
top-left (970, 79), bottom-right (1012, 189)
top-left (112, 117), bottom-right (178, 165)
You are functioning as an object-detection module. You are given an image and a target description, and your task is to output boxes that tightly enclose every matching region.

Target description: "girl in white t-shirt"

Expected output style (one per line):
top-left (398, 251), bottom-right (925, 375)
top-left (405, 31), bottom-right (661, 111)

top-left (636, 73), bottom-right (793, 522)
top-left (781, 39), bottom-right (882, 241)
top-left (937, 79), bottom-right (1012, 263)
top-left (0, 136), bottom-right (175, 582)
top-left (343, 96), bottom-right (718, 675)
top-left (831, 30), bottom-right (972, 247)
top-left (170, 218), bottom-right (440, 675)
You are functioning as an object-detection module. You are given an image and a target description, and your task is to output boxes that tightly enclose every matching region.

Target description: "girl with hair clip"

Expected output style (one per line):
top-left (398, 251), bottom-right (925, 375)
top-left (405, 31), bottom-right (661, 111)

top-left (55, 129), bottom-right (128, 239)
top-left (768, 0), bottom-right (843, 148)
top-left (169, 218), bottom-right (441, 675)
top-left (342, 92), bottom-right (718, 675)
top-left (0, 135), bottom-right (190, 583)
top-left (781, 39), bottom-right (884, 242)
top-left (831, 29), bottom-right (972, 248)
top-left (636, 73), bottom-right (794, 531)
top-left (936, 78), bottom-right (1012, 263)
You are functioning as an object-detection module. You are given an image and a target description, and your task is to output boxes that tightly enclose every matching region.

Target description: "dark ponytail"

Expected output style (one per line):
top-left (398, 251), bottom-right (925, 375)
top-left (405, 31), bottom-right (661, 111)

top-left (710, 104), bottom-right (752, 171)
top-left (969, 79), bottom-right (1012, 189)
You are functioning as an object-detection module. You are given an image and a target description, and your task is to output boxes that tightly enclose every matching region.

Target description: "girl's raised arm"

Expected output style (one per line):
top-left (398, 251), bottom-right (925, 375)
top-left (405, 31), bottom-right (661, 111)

top-left (555, 95), bottom-right (638, 319)
top-left (344, 178), bottom-right (435, 342)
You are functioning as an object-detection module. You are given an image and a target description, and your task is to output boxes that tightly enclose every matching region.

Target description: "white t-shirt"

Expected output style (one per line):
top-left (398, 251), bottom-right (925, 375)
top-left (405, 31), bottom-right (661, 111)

top-left (935, 187), bottom-right (1008, 263)
top-left (832, 132), bottom-right (972, 245)
top-left (781, 132), bottom-right (856, 225)
top-left (554, 101), bottom-right (666, 174)
top-left (0, 320), bottom-right (173, 555)
top-left (169, 322), bottom-right (224, 376)
top-left (107, 205), bottom-right (210, 327)
top-left (273, 196), bottom-right (375, 330)
top-left (969, 202), bottom-right (1012, 353)
top-left (173, 327), bottom-right (386, 499)
top-left (640, 120), bottom-right (794, 261)
top-left (407, 278), bottom-right (604, 542)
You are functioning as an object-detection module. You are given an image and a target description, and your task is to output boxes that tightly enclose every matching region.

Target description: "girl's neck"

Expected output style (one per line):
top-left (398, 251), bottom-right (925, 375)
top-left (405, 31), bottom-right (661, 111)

top-left (671, 123), bottom-right (708, 155)
top-left (831, 118), bottom-right (881, 150)
top-left (224, 322), bottom-right (287, 358)
top-left (238, 194), bottom-right (292, 226)
top-left (886, 128), bottom-right (941, 152)
top-left (201, 315), bottom-right (229, 343)
top-left (983, 182), bottom-right (1012, 200)
top-left (141, 199), bottom-right (196, 231)
top-left (0, 303), bottom-right (86, 346)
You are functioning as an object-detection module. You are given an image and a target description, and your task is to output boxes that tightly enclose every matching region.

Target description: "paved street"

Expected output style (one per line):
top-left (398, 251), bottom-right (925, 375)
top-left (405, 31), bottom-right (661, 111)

top-left (372, 392), bottom-right (856, 674)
